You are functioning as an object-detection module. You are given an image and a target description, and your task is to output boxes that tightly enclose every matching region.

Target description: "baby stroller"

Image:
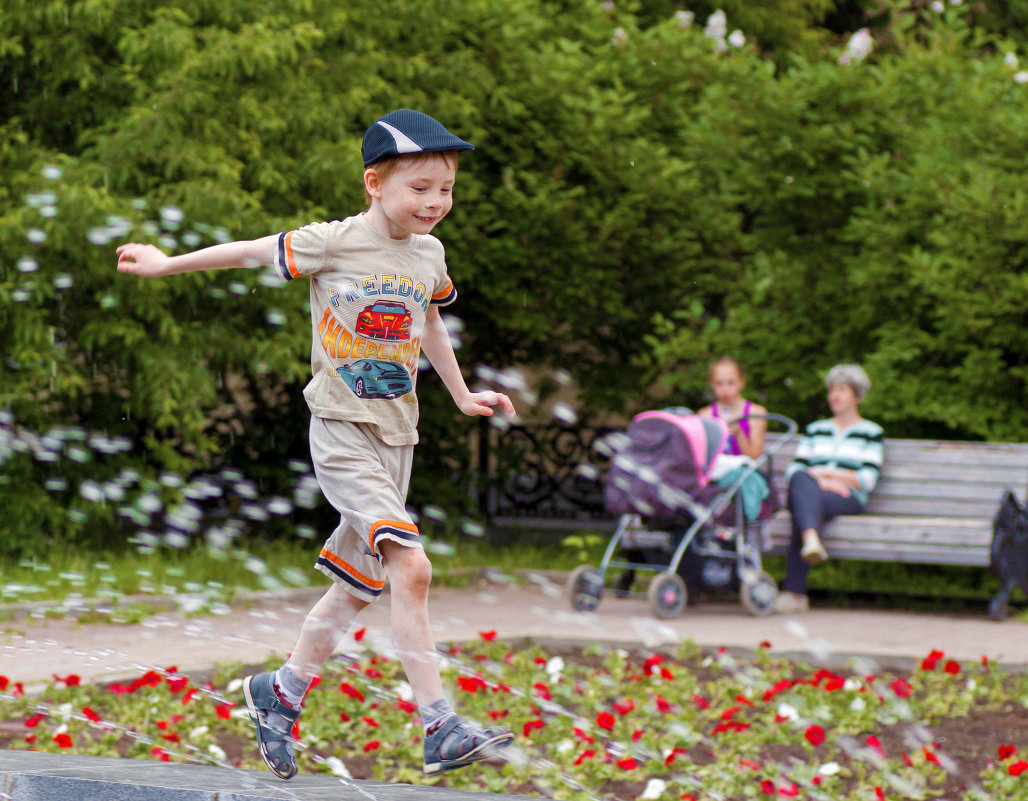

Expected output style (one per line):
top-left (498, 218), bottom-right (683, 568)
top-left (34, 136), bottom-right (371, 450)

top-left (566, 408), bottom-right (797, 618)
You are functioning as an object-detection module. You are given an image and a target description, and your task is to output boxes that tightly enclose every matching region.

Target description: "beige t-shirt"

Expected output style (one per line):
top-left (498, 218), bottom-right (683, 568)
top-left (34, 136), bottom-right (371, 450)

top-left (274, 213), bottom-right (457, 446)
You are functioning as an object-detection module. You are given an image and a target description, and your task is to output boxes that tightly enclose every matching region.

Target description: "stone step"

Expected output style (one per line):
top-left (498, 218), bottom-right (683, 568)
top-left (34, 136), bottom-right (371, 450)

top-left (0, 750), bottom-right (538, 800)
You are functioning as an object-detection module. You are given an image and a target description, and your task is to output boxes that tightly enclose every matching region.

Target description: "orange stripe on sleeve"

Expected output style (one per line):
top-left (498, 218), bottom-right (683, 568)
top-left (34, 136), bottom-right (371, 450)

top-left (318, 548), bottom-right (386, 589)
top-left (284, 231), bottom-right (301, 279)
top-left (431, 279), bottom-right (454, 299)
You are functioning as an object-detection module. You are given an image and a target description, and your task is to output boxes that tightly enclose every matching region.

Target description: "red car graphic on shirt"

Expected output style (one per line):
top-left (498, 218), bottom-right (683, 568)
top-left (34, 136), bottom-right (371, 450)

top-left (355, 301), bottom-right (412, 341)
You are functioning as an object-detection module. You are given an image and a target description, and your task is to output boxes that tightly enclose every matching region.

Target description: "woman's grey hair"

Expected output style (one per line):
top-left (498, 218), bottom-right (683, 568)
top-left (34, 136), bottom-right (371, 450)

top-left (826, 364), bottom-right (871, 401)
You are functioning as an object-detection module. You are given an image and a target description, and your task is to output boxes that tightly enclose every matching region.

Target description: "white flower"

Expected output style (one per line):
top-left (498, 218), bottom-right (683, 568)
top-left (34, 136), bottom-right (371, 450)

top-left (728, 30), bottom-right (745, 48)
top-left (546, 656), bottom-right (565, 676)
top-left (189, 725), bottom-right (209, 739)
top-left (843, 678), bottom-right (862, 692)
top-left (675, 10), bottom-right (694, 28)
top-left (839, 28), bottom-right (873, 65)
top-left (704, 10), bottom-right (727, 41)
top-left (612, 27), bottom-right (628, 47)
top-left (776, 702), bottom-right (799, 722)
top-left (950, 0), bottom-right (962, 5)
top-left (207, 744), bottom-right (227, 762)
top-left (556, 739), bottom-right (575, 754)
top-left (641, 778), bottom-right (668, 799)
top-left (850, 697), bottom-right (866, 711)
top-left (227, 678), bottom-right (243, 693)
top-left (930, 0), bottom-right (944, 11)
top-left (1005, 52), bottom-right (1019, 69)
top-left (819, 762), bottom-right (841, 776)
top-left (967, 678), bottom-right (977, 691)
top-left (325, 756), bottom-right (352, 777)
top-left (1015, 71), bottom-right (1028, 84)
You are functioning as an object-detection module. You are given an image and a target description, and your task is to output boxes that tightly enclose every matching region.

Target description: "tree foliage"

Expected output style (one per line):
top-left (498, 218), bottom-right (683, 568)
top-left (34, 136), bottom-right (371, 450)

top-left (1, 0), bottom-right (1026, 553)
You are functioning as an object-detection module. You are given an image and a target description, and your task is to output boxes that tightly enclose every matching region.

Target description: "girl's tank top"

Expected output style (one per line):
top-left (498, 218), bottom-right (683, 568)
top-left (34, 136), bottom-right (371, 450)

top-left (711, 400), bottom-right (752, 455)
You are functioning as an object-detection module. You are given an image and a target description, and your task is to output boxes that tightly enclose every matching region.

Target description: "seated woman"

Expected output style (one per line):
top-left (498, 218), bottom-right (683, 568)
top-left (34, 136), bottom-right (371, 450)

top-left (774, 364), bottom-right (884, 614)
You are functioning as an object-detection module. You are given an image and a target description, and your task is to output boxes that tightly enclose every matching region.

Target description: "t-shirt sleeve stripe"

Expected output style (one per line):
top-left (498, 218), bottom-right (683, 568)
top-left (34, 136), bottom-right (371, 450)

top-left (430, 278), bottom-right (457, 305)
top-left (276, 231), bottom-right (301, 280)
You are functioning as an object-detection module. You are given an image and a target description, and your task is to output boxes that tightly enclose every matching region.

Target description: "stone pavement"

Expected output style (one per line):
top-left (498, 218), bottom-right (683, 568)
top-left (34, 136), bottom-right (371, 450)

top-left (0, 750), bottom-right (533, 800)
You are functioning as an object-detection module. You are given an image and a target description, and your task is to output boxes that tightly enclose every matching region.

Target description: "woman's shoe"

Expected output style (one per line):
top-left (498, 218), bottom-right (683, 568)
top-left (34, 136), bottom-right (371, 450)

top-left (801, 533), bottom-right (829, 566)
top-left (773, 591), bottom-right (810, 614)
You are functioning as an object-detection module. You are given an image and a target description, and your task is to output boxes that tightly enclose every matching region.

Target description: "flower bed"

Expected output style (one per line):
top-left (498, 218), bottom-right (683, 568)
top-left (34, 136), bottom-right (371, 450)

top-left (2, 634), bottom-right (1027, 800)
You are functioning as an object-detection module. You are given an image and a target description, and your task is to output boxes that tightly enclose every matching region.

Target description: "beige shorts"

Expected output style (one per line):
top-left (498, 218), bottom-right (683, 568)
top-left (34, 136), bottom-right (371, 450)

top-left (308, 416), bottom-right (422, 603)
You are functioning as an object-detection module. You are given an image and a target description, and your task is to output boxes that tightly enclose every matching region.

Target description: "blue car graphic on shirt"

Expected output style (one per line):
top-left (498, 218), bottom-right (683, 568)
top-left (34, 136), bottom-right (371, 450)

top-left (337, 359), bottom-right (412, 400)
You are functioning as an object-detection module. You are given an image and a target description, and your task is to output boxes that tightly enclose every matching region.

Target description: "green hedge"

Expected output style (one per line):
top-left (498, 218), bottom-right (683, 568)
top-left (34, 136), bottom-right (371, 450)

top-left (2, 0), bottom-right (1026, 555)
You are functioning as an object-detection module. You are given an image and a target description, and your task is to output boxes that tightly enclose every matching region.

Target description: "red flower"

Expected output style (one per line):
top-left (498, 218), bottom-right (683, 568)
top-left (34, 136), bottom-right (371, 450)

top-left (681, 795), bottom-right (697, 801)
top-left (759, 640), bottom-right (772, 649)
top-left (162, 732), bottom-right (181, 743)
top-left (1010, 760), bottom-right (1028, 777)
top-left (479, 630), bottom-right (497, 641)
top-left (596, 711), bottom-right (616, 731)
top-left (0, 676), bottom-right (8, 690)
top-left (944, 660), bottom-right (960, 675)
top-left (166, 676), bottom-right (188, 693)
top-left (53, 733), bottom-right (73, 748)
top-left (397, 699), bottom-right (417, 715)
top-left (534, 656), bottom-right (547, 666)
top-left (215, 703), bottom-right (233, 720)
top-left (874, 787), bottom-right (886, 801)
top-left (777, 783), bottom-right (799, 797)
top-left (735, 694), bottom-right (755, 708)
top-left (362, 716), bottom-right (379, 728)
top-left (999, 744), bottom-right (1017, 761)
top-left (181, 687), bottom-right (198, 705)
top-left (457, 676), bottom-right (487, 694)
top-left (339, 681), bottom-right (364, 701)
top-left (364, 668), bottom-right (383, 679)
top-left (53, 673), bottom-right (81, 687)
top-left (659, 667), bottom-right (675, 680)
top-left (692, 694), bottom-right (710, 710)
top-left (12, 682), bottom-right (24, 697)
top-left (920, 649), bottom-right (945, 671)
top-left (353, 627), bottom-right (366, 641)
top-left (522, 719), bottom-right (545, 738)
top-left (486, 709), bottom-right (508, 721)
top-left (616, 757), bottom-right (637, 770)
top-left (805, 725), bottom-right (825, 746)
top-left (923, 747), bottom-right (939, 765)
top-left (363, 740), bottom-right (380, 753)
top-left (739, 758), bottom-right (761, 771)
top-left (890, 678), bottom-right (912, 698)
top-left (150, 747), bottom-right (170, 762)
top-left (631, 729), bottom-right (643, 742)
top-left (902, 753), bottom-right (914, 767)
top-left (613, 698), bottom-right (635, 716)
top-left (867, 735), bottom-right (885, 758)
top-left (25, 713), bottom-right (45, 728)
top-left (665, 747), bottom-right (688, 766)
top-left (24, 735), bottom-right (36, 744)
top-left (760, 779), bottom-right (776, 795)
top-left (573, 749), bottom-right (595, 766)
top-left (712, 720), bottom-right (751, 735)
top-left (655, 694), bottom-right (672, 713)
top-left (643, 654), bottom-right (664, 675)
top-left (82, 707), bottom-right (101, 723)
top-left (339, 712), bottom-right (351, 722)
top-left (533, 682), bottom-right (551, 701)
top-left (721, 706), bottom-right (741, 721)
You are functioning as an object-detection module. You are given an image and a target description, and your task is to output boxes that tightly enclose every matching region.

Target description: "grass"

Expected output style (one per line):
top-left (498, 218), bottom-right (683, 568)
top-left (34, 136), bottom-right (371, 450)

top-left (0, 533), bottom-right (610, 608)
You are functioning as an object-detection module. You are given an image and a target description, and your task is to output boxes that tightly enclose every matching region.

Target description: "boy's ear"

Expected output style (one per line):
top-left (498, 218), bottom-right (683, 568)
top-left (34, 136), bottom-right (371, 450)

top-left (364, 168), bottom-right (381, 198)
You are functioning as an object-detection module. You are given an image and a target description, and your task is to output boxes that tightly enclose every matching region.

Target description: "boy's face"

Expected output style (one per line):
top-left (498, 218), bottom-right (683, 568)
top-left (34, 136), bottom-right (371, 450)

top-left (364, 155), bottom-right (456, 240)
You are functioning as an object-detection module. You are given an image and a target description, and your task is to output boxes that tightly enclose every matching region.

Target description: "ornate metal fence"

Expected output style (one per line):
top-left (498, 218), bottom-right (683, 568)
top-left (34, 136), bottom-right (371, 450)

top-left (476, 419), bottom-right (619, 526)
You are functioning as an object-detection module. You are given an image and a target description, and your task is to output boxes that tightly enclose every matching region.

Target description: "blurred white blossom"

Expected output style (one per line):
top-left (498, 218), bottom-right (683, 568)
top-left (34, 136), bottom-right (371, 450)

top-left (675, 10), bottom-right (694, 28)
top-left (839, 28), bottom-right (873, 65)
top-left (1004, 52), bottom-right (1019, 69)
top-left (728, 29), bottom-right (745, 48)
top-left (1016, 71), bottom-right (1028, 84)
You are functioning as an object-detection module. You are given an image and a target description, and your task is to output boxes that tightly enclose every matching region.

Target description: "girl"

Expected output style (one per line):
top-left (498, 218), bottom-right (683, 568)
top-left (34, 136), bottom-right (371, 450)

top-left (698, 356), bottom-right (767, 459)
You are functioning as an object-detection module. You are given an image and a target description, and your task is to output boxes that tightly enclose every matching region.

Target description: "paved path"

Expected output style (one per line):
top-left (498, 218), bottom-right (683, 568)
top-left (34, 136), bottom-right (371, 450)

top-left (3, 572), bottom-right (1026, 688)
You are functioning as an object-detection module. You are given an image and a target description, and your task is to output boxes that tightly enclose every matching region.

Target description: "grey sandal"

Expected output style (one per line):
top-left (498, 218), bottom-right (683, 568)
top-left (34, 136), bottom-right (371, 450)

top-left (423, 716), bottom-right (514, 774)
top-left (242, 672), bottom-right (301, 779)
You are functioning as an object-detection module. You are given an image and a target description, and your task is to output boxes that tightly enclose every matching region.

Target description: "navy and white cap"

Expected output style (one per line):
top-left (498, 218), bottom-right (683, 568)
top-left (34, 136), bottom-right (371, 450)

top-left (361, 109), bottom-right (474, 168)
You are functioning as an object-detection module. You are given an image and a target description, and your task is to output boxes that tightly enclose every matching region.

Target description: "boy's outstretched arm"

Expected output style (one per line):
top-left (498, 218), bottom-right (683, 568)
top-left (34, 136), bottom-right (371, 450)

top-left (116, 235), bottom-right (279, 278)
top-left (421, 306), bottom-right (515, 418)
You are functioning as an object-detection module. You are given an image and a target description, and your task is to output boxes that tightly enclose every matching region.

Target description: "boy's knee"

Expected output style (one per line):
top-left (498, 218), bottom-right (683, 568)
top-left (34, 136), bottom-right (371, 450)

top-left (383, 544), bottom-right (433, 593)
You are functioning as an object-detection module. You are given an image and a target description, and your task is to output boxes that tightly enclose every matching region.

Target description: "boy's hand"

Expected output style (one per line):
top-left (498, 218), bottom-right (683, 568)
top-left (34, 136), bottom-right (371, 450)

top-left (116, 243), bottom-right (170, 277)
top-left (457, 390), bottom-right (515, 418)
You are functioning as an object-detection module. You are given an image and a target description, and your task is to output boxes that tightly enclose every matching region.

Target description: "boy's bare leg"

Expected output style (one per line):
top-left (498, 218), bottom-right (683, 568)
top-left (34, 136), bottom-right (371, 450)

top-left (287, 583), bottom-right (369, 681)
top-left (379, 541), bottom-right (444, 705)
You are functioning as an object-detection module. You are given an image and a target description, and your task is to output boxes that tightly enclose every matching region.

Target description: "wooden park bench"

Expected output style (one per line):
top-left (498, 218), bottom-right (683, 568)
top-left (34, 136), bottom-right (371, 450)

top-left (762, 434), bottom-right (1028, 569)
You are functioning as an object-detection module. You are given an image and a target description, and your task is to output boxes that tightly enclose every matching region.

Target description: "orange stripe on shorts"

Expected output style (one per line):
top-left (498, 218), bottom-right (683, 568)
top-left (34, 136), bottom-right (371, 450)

top-left (368, 519), bottom-right (421, 555)
top-left (318, 547), bottom-right (386, 589)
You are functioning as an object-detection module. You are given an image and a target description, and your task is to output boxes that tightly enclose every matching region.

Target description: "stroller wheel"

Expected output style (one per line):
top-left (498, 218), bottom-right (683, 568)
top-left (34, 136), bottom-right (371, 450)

top-left (647, 571), bottom-right (687, 619)
top-left (740, 571), bottom-right (778, 617)
top-left (568, 565), bottom-right (604, 612)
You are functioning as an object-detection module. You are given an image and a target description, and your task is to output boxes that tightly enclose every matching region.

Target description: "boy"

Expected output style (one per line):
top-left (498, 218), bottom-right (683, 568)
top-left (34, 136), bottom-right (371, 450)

top-left (116, 109), bottom-right (516, 779)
